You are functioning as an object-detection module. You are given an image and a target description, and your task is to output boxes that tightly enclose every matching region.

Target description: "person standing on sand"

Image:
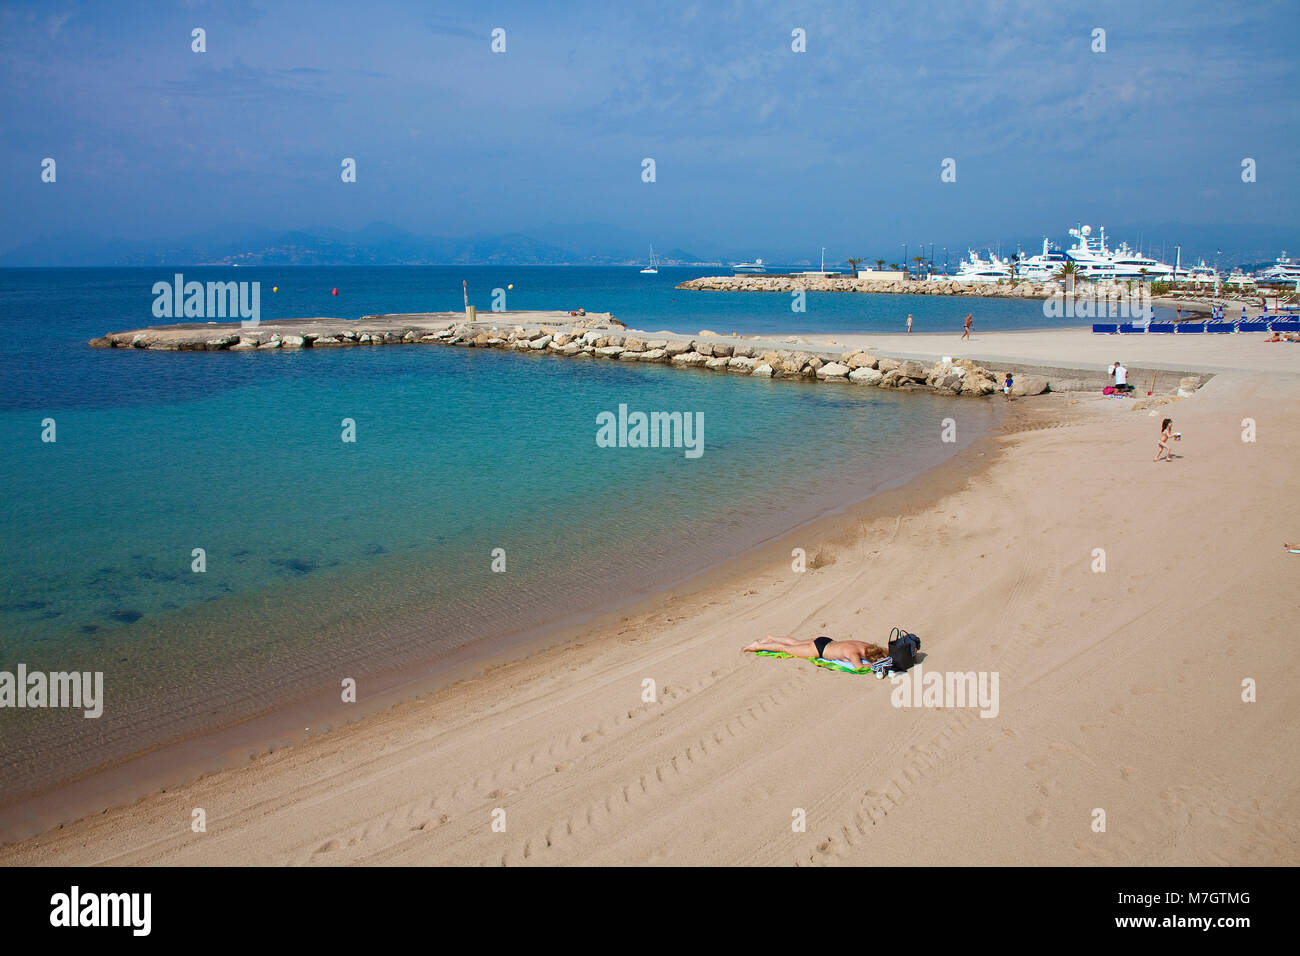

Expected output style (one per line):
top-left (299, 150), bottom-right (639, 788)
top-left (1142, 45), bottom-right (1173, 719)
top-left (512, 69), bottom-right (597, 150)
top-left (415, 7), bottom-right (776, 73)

top-left (907, 313), bottom-right (913, 334)
top-left (1003, 372), bottom-right (1014, 401)
top-left (743, 634), bottom-right (888, 669)
top-left (1154, 418), bottom-right (1178, 462)
top-left (962, 313), bottom-right (972, 340)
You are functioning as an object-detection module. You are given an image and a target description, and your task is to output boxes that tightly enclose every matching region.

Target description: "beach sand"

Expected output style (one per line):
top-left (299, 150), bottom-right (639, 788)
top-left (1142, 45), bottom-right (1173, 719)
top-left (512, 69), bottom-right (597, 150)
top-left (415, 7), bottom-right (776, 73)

top-left (3, 335), bottom-right (1298, 866)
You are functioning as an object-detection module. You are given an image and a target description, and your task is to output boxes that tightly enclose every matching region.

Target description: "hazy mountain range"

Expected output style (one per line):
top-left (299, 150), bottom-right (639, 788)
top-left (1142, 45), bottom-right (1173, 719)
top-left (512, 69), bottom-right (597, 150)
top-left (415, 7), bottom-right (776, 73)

top-left (0, 221), bottom-right (1293, 271)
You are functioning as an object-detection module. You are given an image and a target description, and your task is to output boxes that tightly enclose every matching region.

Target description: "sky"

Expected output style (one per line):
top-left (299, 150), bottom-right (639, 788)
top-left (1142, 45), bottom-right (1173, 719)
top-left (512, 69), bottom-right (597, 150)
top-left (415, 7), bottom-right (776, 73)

top-left (2, 0), bottom-right (1298, 261)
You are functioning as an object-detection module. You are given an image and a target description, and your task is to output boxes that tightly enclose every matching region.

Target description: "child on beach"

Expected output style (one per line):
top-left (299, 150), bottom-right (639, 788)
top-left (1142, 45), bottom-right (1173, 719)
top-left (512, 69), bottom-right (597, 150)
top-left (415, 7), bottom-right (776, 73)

top-left (1003, 373), bottom-right (1013, 400)
top-left (1154, 418), bottom-right (1179, 462)
top-left (743, 634), bottom-right (888, 670)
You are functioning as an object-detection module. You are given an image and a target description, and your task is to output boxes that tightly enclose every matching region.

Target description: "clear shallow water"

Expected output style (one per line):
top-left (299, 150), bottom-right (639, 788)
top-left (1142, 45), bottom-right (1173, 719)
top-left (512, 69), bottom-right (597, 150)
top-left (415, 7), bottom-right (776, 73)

top-left (0, 267), bottom-right (1001, 804)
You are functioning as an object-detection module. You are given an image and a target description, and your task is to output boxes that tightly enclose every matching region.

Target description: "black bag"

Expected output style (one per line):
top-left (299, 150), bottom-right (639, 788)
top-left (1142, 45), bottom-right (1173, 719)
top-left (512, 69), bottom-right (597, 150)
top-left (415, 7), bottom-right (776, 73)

top-left (888, 627), bottom-right (921, 671)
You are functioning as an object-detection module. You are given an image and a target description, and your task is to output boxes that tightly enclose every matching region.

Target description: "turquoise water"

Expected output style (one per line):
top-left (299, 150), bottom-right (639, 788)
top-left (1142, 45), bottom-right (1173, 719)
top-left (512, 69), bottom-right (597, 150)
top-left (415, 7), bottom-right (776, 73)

top-left (0, 267), bottom-right (1003, 807)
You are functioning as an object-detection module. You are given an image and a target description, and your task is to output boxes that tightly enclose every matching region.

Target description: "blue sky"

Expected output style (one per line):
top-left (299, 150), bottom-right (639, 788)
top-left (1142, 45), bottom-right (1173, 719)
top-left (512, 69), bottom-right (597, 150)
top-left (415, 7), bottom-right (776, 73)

top-left (2, 0), bottom-right (1297, 260)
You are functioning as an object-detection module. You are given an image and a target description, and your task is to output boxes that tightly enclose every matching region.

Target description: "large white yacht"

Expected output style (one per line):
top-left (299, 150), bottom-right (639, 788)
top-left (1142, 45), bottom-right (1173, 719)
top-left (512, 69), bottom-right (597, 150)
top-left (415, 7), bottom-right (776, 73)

top-left (1179, 260), bottom-right (1218, 286)
top-left (1013, 238), bottom-right (1069, 281)
top-left (732, 258), bottom-right (767, 274)
top-left (1064, 225), bottom-right (1174, 280)
top-left (1256, 252), bottom-right (1300, 285)
top-left (952, 250), bottom-right (1013, 282)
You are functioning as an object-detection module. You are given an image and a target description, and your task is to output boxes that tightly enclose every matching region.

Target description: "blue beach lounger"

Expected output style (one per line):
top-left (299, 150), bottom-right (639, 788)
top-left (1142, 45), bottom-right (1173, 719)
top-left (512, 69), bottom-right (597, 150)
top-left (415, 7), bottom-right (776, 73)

top-left (1205, 321), bottom-right (1234, 333)
top-left (1271, 320), bottom-right (1300, 332)
top-left (1118, 323), bottom-right (1143, 333)
top-left (1147, 323), bottom-right (1176, 333)
top-left (1092, 323), bottom-right (1119, 334)
top-left (1176, 322), bottom-right (1206, 333)
top-left (1237, 321), bottom-right (1270, 332)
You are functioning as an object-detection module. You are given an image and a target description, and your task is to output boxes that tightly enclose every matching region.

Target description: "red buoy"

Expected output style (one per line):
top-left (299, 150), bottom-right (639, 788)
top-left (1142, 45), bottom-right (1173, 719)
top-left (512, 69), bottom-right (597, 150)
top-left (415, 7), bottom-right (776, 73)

top-left (331, 287), bottom-right (338, 296)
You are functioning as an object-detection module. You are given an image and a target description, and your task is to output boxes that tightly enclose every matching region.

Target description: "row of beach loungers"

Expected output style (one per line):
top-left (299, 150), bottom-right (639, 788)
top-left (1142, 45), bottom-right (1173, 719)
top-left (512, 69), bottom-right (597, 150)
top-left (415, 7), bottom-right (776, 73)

top-left (1092, 318), bottom-right (1300, 334)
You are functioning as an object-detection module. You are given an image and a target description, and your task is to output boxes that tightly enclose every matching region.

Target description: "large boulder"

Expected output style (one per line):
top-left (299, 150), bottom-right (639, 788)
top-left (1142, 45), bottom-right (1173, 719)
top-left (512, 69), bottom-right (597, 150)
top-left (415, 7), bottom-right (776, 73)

top-left (594, 345), bottom-right (624, 358)
top-left (664, 340), bottom-right (693, 356)
top-left (709, 343), bottom-right (734, 358)
top-left (1011, 374), bottom-right (1049, 396)
top-left (846, 351), bottom-right (878, 370)
top-left (878, 357), bottom-right (902, 374)
top-left (671, 351), bottom-right (709, 367)
top-left (705, 356), bottom-right (731, 370)
top-left (816, 361), bottom-right (851, 380)
top-left (280, 335), bottom-right (305, 348)
top-left (727, 355), bottom-right (757, 372)
top-left (529, 335), bottom-right (552, 350)
top-left (752, 363), bottom-right (775, 377)
top-left (934, 372), bottom-right (964, 393)
top-left (622, 336), bottom-right (645, 352)
top-left (848, 367), bottom-right (884, 386)
top-left (899, 360), bottom-right (928, 381)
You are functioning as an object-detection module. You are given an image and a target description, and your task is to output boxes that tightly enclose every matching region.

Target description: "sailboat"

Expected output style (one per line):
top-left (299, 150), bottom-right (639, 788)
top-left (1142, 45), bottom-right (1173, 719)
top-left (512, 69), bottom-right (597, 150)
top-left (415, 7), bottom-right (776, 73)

top-left (640, 244), bottom-right (659, 274)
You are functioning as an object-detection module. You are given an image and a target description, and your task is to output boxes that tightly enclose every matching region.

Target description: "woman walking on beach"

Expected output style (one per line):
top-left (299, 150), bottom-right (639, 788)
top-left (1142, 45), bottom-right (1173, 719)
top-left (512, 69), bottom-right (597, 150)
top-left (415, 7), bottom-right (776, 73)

top-left (1154, 418), bottom-right (1177, 462)
top-left (907, 313), bottom-right (913, 333)
top-left (962, 313), bottom-right (972, 340)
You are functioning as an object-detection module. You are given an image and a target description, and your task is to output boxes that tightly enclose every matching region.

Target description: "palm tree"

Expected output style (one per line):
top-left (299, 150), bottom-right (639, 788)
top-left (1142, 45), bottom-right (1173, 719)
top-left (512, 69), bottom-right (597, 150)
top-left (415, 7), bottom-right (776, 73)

top-left (912, 256), bottom-right (926, 279)
top-left (1053, 261), bottom-right (1079, 294)
top-left (875, 258), bottom-right (886, 273)
top-left (845, 257), bottom-right (863, 278)
top-left (889, 262), bottom-right (900, 271)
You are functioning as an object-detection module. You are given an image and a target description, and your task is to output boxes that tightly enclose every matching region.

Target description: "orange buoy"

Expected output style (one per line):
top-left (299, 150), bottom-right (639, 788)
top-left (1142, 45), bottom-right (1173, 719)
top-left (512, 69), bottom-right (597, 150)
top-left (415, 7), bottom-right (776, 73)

top-left (331, 288), bottom-right (338, 296)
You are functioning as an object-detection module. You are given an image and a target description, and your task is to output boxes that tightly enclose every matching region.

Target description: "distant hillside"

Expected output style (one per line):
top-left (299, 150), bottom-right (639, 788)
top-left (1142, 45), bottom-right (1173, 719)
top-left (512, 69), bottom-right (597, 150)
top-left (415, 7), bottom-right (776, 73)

top-left (0, 222), bottom-right (720, 268)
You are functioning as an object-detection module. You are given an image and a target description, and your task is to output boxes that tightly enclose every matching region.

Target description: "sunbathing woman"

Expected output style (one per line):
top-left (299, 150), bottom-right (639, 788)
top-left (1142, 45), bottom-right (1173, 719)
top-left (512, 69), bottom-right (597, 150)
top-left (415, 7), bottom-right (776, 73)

top-left (743, 634), bottom-right (888, 669)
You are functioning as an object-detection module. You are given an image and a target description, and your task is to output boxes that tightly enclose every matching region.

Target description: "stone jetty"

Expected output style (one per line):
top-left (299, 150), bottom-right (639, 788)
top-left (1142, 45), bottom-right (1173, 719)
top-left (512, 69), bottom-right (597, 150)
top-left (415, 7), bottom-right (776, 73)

top-left (86, 309), bottom-right (1215, 400)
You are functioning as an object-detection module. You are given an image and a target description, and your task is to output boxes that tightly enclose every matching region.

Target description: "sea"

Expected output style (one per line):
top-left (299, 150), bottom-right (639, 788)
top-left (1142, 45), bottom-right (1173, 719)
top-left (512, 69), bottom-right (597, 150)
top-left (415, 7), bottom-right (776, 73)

top-left (0, 265), bottom-right (1180, 823)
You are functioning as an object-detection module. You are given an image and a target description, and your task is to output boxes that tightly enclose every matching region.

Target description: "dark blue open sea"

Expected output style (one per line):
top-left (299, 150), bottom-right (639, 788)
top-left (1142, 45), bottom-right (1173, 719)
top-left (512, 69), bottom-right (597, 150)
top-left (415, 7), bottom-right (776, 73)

top-left (0, 265), bottom-right (1102, 821)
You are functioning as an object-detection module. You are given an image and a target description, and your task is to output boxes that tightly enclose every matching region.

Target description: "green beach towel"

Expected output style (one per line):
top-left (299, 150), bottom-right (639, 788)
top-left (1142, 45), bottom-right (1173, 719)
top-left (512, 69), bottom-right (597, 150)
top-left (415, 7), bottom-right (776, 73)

top-left (752, 649), bottom-right (892, 678)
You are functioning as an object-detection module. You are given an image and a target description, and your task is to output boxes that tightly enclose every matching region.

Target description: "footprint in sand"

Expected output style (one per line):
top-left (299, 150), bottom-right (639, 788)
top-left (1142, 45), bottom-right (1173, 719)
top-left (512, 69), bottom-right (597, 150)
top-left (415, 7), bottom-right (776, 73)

top-left (1026, 808), bottom-right (1046, 827)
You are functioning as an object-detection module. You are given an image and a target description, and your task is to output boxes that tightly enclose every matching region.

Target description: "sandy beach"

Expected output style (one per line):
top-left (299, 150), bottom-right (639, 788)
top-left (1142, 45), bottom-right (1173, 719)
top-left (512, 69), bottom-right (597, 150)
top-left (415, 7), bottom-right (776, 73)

top-left (3, 330), bottom-right (1298, 867)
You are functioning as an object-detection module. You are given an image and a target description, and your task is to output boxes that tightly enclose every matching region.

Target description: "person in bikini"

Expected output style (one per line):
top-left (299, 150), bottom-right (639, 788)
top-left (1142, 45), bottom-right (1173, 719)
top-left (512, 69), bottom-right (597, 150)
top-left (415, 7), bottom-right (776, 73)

top-left (742, 634), bottom-right (888, 669)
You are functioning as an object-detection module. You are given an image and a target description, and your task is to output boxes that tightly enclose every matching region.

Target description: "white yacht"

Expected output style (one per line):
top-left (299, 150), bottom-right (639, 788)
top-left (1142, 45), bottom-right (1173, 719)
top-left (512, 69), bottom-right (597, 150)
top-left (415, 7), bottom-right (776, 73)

top-left (1256, 252), bottom-right (1300, 285)
top-left (640, 243), bottom-right (659, 274)
top-left (1013, 238), bottom-right (1069, 281)
top-left (1224, 269), bottom-right (1257, 290)
top-left (1064, 225), bottom-right (1174, 280)
top-left (732, 258), bottom-right (767, 274)
top-left (945, 249), bottom-right (1012, 283)
top-left (1179, 260), bottom-right (1218, 286)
